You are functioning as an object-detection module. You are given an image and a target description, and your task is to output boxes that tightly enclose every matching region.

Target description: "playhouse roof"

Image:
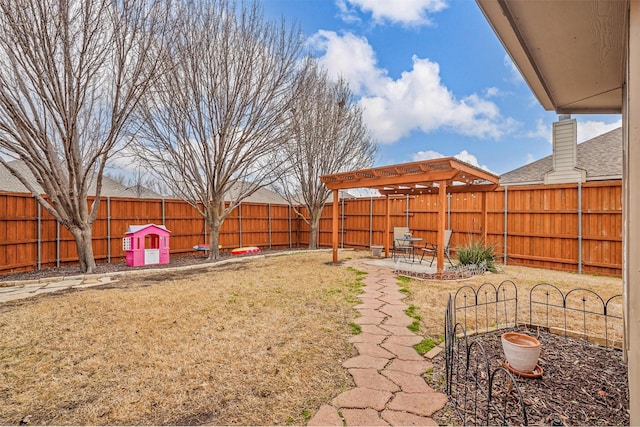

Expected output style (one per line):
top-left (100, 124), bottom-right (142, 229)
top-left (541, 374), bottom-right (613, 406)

top-left (125, 224), bottom-right (170, 235)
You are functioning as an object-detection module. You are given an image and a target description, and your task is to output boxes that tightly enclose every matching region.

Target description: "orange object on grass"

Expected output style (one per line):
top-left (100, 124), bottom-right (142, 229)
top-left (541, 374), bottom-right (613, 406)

top-left (231, 246), bottom-right (261, 256)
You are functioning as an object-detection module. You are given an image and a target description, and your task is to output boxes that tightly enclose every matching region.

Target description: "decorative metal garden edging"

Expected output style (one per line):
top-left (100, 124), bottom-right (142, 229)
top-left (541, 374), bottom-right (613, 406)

top-left (443, 281), bottom-right (623, 425)
top-left (529, 283), bottom-right (623, 349)
top-left (445, 291), bottom-right (528, 425)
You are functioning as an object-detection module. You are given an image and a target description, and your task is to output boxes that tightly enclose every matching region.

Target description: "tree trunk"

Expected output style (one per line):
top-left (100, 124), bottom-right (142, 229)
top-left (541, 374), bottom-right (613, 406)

top-left (70, 225), bottom-right (97, 274)
top-left (207, 221), bottom-right (222, 261)
top-left (308, 212), bottom-right (322, 249)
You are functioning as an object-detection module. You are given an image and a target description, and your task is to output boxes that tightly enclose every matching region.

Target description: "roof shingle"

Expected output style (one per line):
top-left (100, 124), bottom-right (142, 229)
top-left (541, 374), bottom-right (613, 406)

top-left (500, 127), bottom-right (621, 185)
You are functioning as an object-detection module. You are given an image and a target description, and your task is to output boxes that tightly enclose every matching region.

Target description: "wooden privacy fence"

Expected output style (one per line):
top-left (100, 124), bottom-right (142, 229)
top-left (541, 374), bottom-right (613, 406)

top-left (0, 193), bottom-right (299, 274)
top-left (0, 180), bottom-right (622, 276)
top-left (308, 180), bottom-right (622, 276)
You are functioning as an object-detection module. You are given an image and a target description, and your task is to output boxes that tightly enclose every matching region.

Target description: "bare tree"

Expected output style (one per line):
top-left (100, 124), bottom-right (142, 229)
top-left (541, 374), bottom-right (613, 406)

top-left (275, 58), bottom-right (376, 249)
top-left (134, 0), bottom-right (302, 260)
top-left (0, 0), bottom-right (169, 272)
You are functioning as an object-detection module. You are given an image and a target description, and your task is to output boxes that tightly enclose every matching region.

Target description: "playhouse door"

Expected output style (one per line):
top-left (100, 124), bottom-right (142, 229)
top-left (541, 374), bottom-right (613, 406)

top-left (144, 249), bottom-right (160, 265)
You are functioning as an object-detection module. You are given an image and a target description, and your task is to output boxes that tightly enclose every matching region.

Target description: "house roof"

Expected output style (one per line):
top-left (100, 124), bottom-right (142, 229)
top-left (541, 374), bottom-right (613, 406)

top-left (227, 184), bottom-right (288, 204)
top-left (500, 127), bottom-right (622, 185)
top-left (0, 160), bottom-right (163, 199)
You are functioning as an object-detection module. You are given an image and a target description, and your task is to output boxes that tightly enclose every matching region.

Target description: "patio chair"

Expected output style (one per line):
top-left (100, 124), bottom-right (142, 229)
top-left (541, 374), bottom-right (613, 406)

top-left (392, 227), bottom-right (415, 261)
top-left (419, 229), bottom-right (454, 267)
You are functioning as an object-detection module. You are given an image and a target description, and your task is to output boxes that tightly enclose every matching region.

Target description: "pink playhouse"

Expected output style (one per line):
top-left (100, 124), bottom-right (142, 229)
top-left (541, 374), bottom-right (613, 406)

top-left (122, 224), bottom-right (171, 267)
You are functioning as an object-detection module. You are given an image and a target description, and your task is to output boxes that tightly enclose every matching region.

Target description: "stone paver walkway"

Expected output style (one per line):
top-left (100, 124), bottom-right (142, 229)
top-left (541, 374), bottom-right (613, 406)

top-left (308, 259), bottom-right (448, 426)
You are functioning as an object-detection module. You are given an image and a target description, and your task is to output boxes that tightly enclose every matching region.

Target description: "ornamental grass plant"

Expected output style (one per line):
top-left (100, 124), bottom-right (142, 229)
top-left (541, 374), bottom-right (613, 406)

top-left (455, 237), bottom-right (498, 272)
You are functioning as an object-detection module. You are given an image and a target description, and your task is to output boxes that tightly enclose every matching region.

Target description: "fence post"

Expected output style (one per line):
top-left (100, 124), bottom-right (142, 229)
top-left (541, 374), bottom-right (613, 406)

top-left (341, 194), bottom-right (345, 248)
top-left (406, 194), bottom-right (410, 227)
top-left (162, 198), bottom-right (165, 225)
top-left (203, 210), bottom-right (207, 246)
top-left (268, 203), bottom-right (272, 249)
top-left (578, 182), bottom-right (583, 274)
top-left (288, 205), bottom-right (292, 248)
top-left (447, 193), bottom-right (452, 230)
top-left (238, 202), bottom-right (242, 247)
top-left (107, 197), bottom-right (111, 263)
top-left (56, 220), bottom-right (60, 269)
top-left (369, 196), bottom-right (373, 246)
top-left (503, 186), bottom-right (508, 265)
top-left (37, 202), bottom-right (41, 271)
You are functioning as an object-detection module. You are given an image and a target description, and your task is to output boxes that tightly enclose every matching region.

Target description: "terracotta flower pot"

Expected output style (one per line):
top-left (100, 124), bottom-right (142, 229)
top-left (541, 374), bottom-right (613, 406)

top-left (501, 332), bottom-right (541, 373)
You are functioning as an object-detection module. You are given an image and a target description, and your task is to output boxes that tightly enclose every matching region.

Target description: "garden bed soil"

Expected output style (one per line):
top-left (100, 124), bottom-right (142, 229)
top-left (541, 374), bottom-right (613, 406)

top-left (0, 249), bottom-right (293, 283)
top-left (428, 328), bottom-right (629, 426)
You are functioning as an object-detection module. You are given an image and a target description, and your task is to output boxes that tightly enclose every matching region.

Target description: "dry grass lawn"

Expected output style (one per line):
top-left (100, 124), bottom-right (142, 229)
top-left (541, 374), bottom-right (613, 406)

top-left (401, 263), bottom-right (623, 345)
top-left (1, 250), bottom-right (625, 426)
top-left (0, 252), bottom-right (365, 426)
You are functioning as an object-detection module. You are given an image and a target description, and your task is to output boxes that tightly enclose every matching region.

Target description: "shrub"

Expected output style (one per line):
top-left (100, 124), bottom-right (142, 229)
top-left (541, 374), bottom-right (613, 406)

top-left (456, 237), bottom-right (497, 272)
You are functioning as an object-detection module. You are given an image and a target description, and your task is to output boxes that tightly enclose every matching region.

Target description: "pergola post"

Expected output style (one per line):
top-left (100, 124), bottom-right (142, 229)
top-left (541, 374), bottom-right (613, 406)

top-left (332, 189), bottom-right (339, 264)
top-left (385, 195), bottom-right (391, 258)
top-left (437, 180), bottom-right (447, 273)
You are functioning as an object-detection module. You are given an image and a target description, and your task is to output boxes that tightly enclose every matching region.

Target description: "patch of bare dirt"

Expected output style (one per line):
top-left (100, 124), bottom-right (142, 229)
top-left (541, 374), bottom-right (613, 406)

top-left (0, 249), bottom-right (299, 283)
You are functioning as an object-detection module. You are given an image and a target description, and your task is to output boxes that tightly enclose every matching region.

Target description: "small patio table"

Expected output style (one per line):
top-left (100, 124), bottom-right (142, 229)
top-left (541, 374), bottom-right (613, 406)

top-left (394, 237), bottom-right (422, 263)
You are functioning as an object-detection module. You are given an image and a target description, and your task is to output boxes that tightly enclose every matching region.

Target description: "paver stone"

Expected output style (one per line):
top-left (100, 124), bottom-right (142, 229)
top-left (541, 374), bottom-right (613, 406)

top-left (354, 342), bottom-right (395, 359)
top-left (381, 343), bottom-right (424, 361)
top-left (307, 405), bottom-right (343, 426)
top-left (348, 368), bottom-right (400, 392)
top-left (381, 369), bottom-right (434, 393)
top-left (342, 355), bottom-right (389, 370)
top-left (386, 359), bottom-right (432, 375)
top-left (387, 391), bottom-right (449, 417)
top-left (349, 333), bottom-right (387, 345)
top-left (331, 387), bottom-right (393, 411)
top-left (381, 409), bottom-right (439, 426)
top-left (340, 408), bottom-right (390, 426)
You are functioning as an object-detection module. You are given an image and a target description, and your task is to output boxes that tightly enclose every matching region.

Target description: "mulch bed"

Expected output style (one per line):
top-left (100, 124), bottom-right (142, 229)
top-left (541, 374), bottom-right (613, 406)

top-left (428, 327), bottom-right (629, 426)
top-left (0, 249), bottom-right (295, 283)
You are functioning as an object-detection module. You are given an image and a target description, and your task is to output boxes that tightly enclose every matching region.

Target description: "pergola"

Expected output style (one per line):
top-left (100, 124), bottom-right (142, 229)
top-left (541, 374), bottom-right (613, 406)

top-left (320, 157), bottom-right (500, 272)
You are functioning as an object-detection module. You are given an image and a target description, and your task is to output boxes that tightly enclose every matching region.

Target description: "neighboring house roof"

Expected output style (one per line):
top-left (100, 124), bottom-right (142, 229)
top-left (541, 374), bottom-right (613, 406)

top-left (500, 127), bottom-right (622, 185)
top-left (226, 184), bottom-right (288, 204)
top-left (0, 160), bottom-right (163, 199)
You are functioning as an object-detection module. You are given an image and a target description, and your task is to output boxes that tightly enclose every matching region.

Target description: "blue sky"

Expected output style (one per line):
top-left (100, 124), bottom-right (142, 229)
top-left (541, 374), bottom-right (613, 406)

top-left (262, 0), bottom-right (622, 175)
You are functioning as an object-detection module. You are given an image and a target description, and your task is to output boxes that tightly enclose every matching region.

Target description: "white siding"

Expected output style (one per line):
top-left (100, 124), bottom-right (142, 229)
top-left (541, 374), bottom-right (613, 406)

top-left (545, 117), bottom-right (586, 184)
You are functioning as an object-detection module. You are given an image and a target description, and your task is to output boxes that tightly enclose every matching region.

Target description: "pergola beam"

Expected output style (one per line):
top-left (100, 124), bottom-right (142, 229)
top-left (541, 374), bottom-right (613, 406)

top-left (321, 158), bottom-right (500, 270)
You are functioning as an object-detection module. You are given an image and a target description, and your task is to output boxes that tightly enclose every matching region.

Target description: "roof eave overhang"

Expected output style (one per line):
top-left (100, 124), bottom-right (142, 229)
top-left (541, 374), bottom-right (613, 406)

top-left (476, 0), bottom-right (627, 114)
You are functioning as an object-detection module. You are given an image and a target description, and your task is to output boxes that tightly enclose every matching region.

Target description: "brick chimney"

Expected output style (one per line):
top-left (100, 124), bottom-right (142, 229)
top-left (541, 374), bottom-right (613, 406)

top-left (544, 115), bottom-right (586, 184)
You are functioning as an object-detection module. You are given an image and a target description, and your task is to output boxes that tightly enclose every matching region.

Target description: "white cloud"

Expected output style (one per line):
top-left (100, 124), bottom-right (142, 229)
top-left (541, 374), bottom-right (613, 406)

top-left (411, 149), bottom-right (495, 174)
top-left (339, 0), bottom-right (448, 26)
top-left (308, 31), bottom-right (516, 144)
top-left (306, 30), bottom-right (387, 95)
top-left (411, 150), bottom-right (443, 161)
top-left (577, 119), bottom-right (622, 143)
top-left (485, 87), bottom-right (500, 97)
top-left (526, 118), bottom-right (550, 142)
